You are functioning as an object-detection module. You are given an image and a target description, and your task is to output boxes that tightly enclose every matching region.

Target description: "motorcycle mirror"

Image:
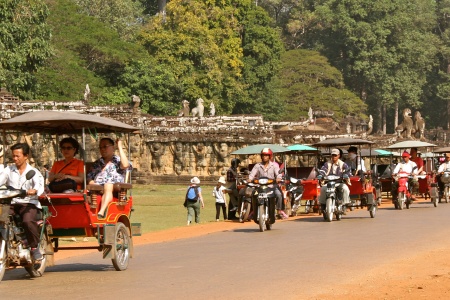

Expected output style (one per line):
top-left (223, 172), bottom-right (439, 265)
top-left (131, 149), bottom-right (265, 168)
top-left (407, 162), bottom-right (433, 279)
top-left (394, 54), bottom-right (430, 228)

top-left (25, 170), bottom-right (36, 180)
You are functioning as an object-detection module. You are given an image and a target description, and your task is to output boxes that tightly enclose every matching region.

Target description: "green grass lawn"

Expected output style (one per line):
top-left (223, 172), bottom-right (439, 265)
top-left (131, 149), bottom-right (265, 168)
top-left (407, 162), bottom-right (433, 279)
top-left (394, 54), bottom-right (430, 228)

top-left (131, 184), bottom-right (225, 234)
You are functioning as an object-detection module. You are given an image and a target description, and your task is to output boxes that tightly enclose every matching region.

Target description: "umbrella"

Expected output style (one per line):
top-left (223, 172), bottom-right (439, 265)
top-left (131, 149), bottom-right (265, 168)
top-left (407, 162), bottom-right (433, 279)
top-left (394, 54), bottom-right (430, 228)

top-left (0, 111), bottom-right (138, 134)
top-left (286, 144), bottom-right (317, 152)
top-left (231, 144), bottom-right (289, 155)
top-left (312, 137), bottom-right (374, 146)
top-left (386, 140), bottom-right (436, 149)
top-left (360, 149), bottom-right (394, 157)
top-left (433, 146), bottom-right (450, 154)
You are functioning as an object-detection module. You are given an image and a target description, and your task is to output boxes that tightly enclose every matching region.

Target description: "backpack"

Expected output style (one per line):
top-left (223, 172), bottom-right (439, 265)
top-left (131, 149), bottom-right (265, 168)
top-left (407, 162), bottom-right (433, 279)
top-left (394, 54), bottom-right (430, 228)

top-left (185, 186), bottom-right (200, 202)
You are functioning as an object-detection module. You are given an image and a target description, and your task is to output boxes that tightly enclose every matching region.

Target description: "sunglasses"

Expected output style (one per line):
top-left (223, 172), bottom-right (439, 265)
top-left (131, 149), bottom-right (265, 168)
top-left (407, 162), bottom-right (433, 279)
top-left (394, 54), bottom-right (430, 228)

top-left (99, 145), bottom-right (113, 150)
top-left (331, 154), bottom-right (338, 157)
top-left (61, 146), bottom-right (74, 150)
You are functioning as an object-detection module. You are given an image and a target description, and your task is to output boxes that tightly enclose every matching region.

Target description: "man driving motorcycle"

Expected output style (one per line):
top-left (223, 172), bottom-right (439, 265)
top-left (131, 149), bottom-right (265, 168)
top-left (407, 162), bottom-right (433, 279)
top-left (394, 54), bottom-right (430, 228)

top-left (318, 148), bottom-right (352, 208)
top-left (391, 151), bottom-right (418, 202)
top-left (0, 143), bottom-right (45, 261)
top-left (248, 148), bottom-right (286, 219)
top-left (436, 152), bottom-right (450, 199)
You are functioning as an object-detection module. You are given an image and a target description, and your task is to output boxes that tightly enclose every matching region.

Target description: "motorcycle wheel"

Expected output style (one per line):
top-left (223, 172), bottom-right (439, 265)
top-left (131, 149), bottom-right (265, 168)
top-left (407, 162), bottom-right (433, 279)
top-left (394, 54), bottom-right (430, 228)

top-left (112, 222), bottom-right (131, 271)
top-left (325, 198), bottom-right (333, 222)
top-left (335, 208), bottom-right (341, 221)
top-left (239, 202), bottom-right (251, 223)
top-left (265, 221), bottom-right (272, 230)
top-left (0, 239), bottom-right (7, 282)
top-left (446, 187), bottom-right (449, 203)
top-left (398, 192), bottom-right (405, 210)
top-left (369, 204), bottom-right (377, 218)
top-left (431, 187), bottom-right (438, 207)
top-left (406, 199), bottom-right (410, 209)
top-left (304, 200), bottom-right (311, 214)
top-left (25, 233), bottom-right (50, 278)
top-left (258, 206), bottom-right (265, 232)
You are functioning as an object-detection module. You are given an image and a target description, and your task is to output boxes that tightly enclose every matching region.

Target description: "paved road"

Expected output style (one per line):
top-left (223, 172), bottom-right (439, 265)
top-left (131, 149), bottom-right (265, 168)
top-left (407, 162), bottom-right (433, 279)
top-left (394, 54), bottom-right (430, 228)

top-left (1, 200), bottom-right (449, 299)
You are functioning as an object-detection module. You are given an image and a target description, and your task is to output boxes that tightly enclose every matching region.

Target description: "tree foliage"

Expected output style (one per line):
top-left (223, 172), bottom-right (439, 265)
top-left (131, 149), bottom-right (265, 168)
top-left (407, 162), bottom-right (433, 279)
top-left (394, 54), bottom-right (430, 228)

top-left (279, 49), bottom-right (366, 120)
top-left (0, 0), bottom-right (52, 99)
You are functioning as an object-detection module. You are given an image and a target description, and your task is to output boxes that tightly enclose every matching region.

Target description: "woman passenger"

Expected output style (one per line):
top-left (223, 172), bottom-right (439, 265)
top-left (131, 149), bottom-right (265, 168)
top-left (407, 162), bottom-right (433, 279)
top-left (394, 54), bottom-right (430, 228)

top-left (48, 137), bottom-right (84, 191)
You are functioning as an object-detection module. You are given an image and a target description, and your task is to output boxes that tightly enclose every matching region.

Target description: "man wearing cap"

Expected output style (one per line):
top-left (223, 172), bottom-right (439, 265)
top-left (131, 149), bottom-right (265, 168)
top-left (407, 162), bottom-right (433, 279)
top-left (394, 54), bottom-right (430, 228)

top-left (318, 148), bottom-right (352, 208)
top-left (391, 151), bottom-right (418, 201)
top-left (436, 153), bottom-right (450, 200)
top-left (248, 148), bottom-right (286, 220)
top-left (345, 146), bottom-right (366, 176)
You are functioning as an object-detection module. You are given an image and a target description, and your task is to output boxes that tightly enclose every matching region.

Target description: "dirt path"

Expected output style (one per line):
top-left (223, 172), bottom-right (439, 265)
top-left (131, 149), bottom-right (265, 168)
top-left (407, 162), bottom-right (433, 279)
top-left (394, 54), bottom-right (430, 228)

top-left (54, 198), bottom-right (450, 299)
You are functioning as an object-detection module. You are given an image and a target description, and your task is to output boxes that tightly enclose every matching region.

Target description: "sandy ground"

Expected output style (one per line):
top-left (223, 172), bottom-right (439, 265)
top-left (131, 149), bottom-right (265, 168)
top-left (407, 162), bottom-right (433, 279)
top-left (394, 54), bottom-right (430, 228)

top-left (54, 198), bottom-right (450, 300)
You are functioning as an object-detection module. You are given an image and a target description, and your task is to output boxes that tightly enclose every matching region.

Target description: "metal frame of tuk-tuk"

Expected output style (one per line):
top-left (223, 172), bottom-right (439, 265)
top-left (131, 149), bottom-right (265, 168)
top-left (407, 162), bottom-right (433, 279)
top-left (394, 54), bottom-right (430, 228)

top-left (313, 137), bottom-right (378, 218)
top-left (283, 145), bottom-right (321, 215)
top-left (0, 111), bottom-right (141, 271)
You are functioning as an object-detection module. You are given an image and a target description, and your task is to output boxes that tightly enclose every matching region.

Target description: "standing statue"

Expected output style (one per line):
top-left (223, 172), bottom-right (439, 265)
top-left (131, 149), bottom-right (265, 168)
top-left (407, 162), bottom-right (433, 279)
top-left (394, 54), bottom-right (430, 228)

top-left (213, 142), bottom-right (229, 168)
top-left (192, 142), bottom-right (208, 175)
top-left (177, 100), bottom-right (190, 116)
top-left (131, 95), bottom-right (141, 109)
top-left (84, 84), bottom-right (90, 103)
top-left (149, 142), bottom-right (166, 174)
top-left (170, 142), bottom-right (186, 175)
top-left (210, 102), bottom-right (216, 116)
top-left (191, 98), bottom-right (205, 117)
top-left (395, 108), bottom-right (414, 139)
top-left (413, 111), bottom-right (426, 140)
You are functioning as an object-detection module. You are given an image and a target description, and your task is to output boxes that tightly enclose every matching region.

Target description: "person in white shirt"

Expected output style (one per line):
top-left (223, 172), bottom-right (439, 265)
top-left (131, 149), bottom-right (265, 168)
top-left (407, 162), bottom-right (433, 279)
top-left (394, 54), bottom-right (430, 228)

top-left (436, 153), bottom-right (450, 199)
top-left (391, 151), bottom-right (418, 201)
top-left (212, 176), bottom-right (231, 221)
top-left (344, 146), bottom-right (366, 175)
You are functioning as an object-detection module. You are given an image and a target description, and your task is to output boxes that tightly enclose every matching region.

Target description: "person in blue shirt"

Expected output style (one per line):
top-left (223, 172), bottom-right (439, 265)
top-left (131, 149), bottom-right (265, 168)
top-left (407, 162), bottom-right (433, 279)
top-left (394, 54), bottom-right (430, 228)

top-left (185, 177), bottom-right (204, 225)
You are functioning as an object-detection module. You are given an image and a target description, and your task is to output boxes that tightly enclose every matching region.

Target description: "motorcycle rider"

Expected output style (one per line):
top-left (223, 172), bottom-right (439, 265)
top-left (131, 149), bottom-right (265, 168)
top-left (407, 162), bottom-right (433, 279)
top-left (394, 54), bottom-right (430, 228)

top-left (391, 151), bottom-right (418, 202)
top-left (344, 146), bottom-right (366, 175)
top-left (248, 148), bottom-right (286, 220)
top-left (318, 148), bottom-right (352, 209)
top-left (0, 143), bottom-right (45, 261)
top-left (436, 152), bottom-right (450, 200)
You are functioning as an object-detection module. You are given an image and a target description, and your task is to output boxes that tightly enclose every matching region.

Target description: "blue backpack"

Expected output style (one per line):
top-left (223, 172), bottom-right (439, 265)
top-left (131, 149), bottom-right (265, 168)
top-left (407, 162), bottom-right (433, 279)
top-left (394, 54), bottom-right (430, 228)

top-left (183, 186), bottom-right (199, 207)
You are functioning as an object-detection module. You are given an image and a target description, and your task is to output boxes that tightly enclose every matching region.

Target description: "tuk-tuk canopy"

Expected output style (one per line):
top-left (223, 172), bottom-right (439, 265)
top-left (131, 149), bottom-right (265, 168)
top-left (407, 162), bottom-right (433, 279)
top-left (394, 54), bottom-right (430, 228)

top-left (386, 140), bottom-right (436, 149)
top-left (312, 137), bottom-right (374, 146)
top-left (287, 144), bottom-right (317, 152)
top-left (231, 144), bottom-right (289, 155)
top-left (0, 111), bottom-right (139, 134)
top-left (360, 149), bottom-right (393, 157)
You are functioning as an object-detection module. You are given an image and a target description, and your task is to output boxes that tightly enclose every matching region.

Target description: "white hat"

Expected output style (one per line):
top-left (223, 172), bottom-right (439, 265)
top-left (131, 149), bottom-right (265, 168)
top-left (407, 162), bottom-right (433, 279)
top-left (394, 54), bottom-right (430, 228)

top-left (190, 177), bottom-right (200, 184)
top-left (218, 176), bottom-right (226, 184)
top-left (331, 148), bottom-right (340, 155)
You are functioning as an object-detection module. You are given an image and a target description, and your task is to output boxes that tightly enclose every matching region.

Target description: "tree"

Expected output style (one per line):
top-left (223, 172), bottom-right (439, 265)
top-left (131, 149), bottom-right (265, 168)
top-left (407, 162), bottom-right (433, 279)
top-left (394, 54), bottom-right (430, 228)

top-left (0, 0), bottom-right (52, 99)
top-left (314, 0), bottom-right (438, 133)
top-left (278, 49), bottom-right (367, 120)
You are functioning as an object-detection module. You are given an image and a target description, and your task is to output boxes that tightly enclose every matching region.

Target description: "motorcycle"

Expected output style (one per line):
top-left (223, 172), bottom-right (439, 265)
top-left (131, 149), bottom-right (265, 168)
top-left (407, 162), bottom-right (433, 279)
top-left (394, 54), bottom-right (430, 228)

top-left (439, 170), bottom-right (450, 203)
top-left (394, 171), bottom-right (415, 210)
top-left (286, 177), bottom-right (304, 216)
top-left (318, 170), bottom-right (348, 222)
top-left (0, 170), bottom-right (53, 281)
top-left (238, 179), bottom-right (254, 223)
top-left (251, 177), bottom-right (276, 232)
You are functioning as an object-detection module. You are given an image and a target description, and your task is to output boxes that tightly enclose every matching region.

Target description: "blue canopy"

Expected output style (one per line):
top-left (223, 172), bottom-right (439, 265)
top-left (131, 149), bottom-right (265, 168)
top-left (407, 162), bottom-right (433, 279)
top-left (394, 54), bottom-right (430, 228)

top-left (287, 144), bottom-right (317, 152)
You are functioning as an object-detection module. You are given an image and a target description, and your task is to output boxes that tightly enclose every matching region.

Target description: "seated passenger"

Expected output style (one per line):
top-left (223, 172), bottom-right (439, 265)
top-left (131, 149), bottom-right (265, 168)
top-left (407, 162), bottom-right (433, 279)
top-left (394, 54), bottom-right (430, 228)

top-left (344, 146), bottom-right (366, 176)
top-left (87, 138), bottom-right (132, 219)
top-left (48, 137), bottom-right (84, 192)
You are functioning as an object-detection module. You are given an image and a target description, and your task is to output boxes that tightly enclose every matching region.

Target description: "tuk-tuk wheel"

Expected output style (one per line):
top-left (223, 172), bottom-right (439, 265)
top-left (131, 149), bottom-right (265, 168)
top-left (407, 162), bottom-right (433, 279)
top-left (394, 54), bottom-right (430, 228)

top-left (112, 222), bottom-right (131, 271)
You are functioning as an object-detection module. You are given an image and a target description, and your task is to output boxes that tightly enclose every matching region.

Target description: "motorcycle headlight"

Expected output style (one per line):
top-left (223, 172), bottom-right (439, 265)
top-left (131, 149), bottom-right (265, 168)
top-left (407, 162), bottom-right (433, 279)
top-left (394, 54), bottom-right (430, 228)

top-left (257, 178), bottom-right (272, 185)
top-left (327, 175), bottom-right (340, 181)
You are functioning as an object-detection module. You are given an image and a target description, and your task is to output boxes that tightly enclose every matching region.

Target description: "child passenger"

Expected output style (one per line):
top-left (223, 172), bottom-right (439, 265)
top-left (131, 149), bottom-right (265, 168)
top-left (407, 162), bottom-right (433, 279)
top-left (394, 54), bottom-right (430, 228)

top-left (212, 176), bottom-right (231, 221)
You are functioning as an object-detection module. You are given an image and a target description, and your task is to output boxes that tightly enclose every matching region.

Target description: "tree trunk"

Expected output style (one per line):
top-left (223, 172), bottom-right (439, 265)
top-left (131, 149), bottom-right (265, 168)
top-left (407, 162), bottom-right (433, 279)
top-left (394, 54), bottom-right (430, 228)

top-left (394, 102), bottom-right (398, 130)
top-left (158, 0), bottom-right (166, 14)
top-left (447, 100), bottom-right (450, 130)
top-left (382, 105), bottom-right (386, 134)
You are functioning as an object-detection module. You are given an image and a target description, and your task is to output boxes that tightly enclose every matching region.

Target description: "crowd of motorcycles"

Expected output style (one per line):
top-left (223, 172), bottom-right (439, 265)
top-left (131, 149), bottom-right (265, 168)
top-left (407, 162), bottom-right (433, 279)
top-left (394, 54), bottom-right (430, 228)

top-left (233, 165), bottom-right (450, 232)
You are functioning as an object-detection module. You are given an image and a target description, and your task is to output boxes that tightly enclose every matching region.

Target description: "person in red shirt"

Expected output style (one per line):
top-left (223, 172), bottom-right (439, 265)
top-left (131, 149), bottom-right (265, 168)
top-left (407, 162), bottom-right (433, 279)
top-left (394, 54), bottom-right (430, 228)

top-left (410, 148), bottom-right (424, 174)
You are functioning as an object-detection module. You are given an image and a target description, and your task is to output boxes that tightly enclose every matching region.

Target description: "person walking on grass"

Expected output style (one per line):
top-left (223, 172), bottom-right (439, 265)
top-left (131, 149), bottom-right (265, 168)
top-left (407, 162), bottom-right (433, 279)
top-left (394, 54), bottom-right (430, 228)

top-left (186, 177), bottom-right (204, 225)
top-left (213, 176), bottom-right (231, 221)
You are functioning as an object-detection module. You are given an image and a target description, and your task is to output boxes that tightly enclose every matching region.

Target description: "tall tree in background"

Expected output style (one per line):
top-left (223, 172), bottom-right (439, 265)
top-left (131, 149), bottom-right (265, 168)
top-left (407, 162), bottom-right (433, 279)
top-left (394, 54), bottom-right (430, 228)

top-left (314, 0), bottom-right (438, 133)
top-left (0, 0), bottom-right (52, 99)
top-left (279, 49), bottom-right (367, 120)
top-left (73, 0), bottom-right (145, 40)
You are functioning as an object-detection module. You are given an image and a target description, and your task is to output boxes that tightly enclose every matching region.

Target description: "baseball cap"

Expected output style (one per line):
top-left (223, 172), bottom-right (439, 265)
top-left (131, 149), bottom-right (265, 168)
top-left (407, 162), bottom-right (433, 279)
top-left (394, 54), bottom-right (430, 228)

top-left (331, 148), bottom-right (340, 155)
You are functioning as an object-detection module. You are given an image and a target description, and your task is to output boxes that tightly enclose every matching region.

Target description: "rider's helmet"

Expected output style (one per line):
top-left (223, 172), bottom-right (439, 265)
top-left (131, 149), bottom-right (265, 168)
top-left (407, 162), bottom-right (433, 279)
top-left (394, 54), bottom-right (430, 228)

top-left (231, 158), bottom-right (241, 168)
top-left (260, 148), bottom-right (273, 160)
